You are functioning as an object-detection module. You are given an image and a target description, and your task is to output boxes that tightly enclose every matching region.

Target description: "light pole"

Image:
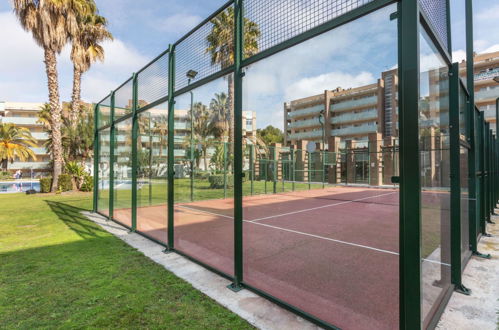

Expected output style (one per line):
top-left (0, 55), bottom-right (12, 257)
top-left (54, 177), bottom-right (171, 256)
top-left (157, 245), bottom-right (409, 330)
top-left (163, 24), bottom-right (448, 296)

top-left (187, 70), bottom-right (198, 202)
top-left (318, 109), bottom-right (326, 186)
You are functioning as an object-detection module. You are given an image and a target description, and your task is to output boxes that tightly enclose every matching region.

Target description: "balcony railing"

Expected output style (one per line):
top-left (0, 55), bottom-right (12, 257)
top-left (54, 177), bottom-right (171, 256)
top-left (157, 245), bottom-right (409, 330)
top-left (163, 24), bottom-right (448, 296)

top-left (331, 109), bottom-right (378, 124)
top-left (30, 147), bottom-right (48, 155)
top-left (331, 124), bottom-right (378, 136)
top-left (288, 117), bottom-right (321, 129)
top-left (287, 104), bottom-right (324, 119)
top-left (331, 95), bottom-right (377, 112)
top-left (1, 117), bottom-right (40, 125)
top-left (31, 132), bottom-right (49, 140)
top-left (9, 161), bottom-right (50, 169)
top-left (475, 87), bottom-right (499, 101)
top-left (288, 130), bottom-right (323, 140)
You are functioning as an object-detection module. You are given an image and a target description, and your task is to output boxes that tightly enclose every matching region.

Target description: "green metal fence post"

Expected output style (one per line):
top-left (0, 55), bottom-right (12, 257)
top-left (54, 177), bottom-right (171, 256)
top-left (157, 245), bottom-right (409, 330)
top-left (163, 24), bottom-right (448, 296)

top-left (228, 0), bottom-right (244, 292)
top-left (93, 103), bottom-right (99, 213)
top-left (166, 44), bottom-right (175, 252)
top-left (109, 91), bottom-right (116, 221)
top-left (250, 144), bottom-right (254, 195)
top-left (131, 72), bottom-right (138, 232)
top-left (224, 142), bottom-right (228, 199)
top-left (399, 0), bottom-right (422, 327)
top-left (273, 146), bottom-right (277, 194)
top-left (291, 145), bottom-right (295, 191)
top-left (308, 151), bottom-right (311, 190)
top-left (449, 63), bottom-right (471, 295)
top-left (465, 0), bottom-right (487, 258)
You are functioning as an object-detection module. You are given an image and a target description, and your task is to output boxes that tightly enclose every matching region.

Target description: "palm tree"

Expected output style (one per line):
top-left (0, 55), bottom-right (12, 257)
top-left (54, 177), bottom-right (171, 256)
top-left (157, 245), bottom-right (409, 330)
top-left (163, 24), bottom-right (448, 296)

top-left (206, 7), bottom-right (260, 147)
top-left (38, 103), bottom-right (94, 164)
top-left (189, 102), bottom-right (219, 171)
top-left (12, 0), bottom-right (88, 191)
top-left (0, 124), bottom-right (38, 171)
top-left (209, 92), bottom-right (229, 138)
top-left (70, 5), bottom-right (112, 122)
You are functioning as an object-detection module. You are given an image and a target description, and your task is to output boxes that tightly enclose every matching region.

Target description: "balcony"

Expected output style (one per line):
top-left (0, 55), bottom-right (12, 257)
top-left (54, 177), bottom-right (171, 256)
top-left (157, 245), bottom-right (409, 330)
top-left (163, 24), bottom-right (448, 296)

top-left (474, 67), bottom-right (499, 81)
top-left (9, 161), bottom-right (50, 170)
top-left (1, 117), bottom-right (40, 125)
top-left (288, 117), bottom-right (321, 129)
top-left (287, 104), bottom-right (324, 119)
top-left (331, 109), bottom-right (378, 124)
top-left (331, 124), bottom-right (378, 136)
top-left (331, 95), bottom-right (377, 112)
top-left (483, 108), bottom-right (497, 120)
top-left (30, 147), bottom-right (48, 155)
top-left (475, 87), bottom-right (499, 102)
top-left (31, 132), bottom-right (49, 140)
top-left (288, 130), bottom-right (323, 140)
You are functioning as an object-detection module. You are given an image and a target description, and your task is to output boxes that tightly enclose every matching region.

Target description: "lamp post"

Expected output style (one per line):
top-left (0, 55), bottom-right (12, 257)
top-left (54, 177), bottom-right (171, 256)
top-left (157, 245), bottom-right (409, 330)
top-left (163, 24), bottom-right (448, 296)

top-left (186, 70), bottom-right (198, 202)
top-left (319, 109), bottom-right (326, 187)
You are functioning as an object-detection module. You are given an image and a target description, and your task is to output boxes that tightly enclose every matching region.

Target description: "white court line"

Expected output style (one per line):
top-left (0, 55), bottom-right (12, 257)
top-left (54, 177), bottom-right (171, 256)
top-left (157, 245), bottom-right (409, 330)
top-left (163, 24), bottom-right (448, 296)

top-left (250, 191), bottom-right (398, 222)
top-left (176, 205), bottom-right (234, 219)
top-left (177, 202), bottom-right (452, 265)
top-left (250, 220), bottom-right (399, 255)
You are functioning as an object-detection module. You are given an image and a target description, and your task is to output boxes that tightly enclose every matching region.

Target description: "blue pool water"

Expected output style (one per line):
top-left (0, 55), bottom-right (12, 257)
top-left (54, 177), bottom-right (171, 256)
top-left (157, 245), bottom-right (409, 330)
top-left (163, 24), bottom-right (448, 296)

top-left (0, 181), bottom-right (40, 193)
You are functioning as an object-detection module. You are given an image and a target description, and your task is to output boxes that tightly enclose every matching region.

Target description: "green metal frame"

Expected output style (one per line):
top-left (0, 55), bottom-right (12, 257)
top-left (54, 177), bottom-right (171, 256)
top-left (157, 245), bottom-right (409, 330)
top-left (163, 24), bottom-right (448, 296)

top-left (398, 0), bottom-right (421, 327)
top-left (108, 91), bottom-right (116, 221)
top-left (90, 0), bottom-right (499, 328)
top-left (449, 62), bottom-right (471, 295)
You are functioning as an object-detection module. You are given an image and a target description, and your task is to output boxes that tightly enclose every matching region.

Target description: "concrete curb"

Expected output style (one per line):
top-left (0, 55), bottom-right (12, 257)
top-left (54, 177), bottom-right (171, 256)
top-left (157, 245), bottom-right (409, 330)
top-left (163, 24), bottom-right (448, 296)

top-left (437, 218), bottom-right (499, 329)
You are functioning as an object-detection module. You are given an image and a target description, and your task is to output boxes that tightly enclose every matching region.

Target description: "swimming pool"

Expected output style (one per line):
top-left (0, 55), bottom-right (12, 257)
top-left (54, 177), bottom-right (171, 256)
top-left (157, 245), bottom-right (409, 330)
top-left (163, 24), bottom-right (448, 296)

top-left (0, 181), bottom-right (40, 193)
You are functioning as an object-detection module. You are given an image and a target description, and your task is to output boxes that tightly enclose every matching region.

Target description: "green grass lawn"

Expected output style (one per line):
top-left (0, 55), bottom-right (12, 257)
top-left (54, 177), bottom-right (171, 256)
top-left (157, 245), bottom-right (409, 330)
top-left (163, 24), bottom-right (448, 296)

top-left (0, 192), bottom-right (253, 329)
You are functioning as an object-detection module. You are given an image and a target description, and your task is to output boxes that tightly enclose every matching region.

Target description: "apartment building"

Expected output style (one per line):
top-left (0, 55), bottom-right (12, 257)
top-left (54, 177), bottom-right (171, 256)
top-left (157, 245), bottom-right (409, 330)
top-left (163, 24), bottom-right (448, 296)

top-left (0, 101), bottom-right (50, 176)
top-left (284, 69), bottom-right (398, 147)
top-left (469, 51), bottom-right (499, 131)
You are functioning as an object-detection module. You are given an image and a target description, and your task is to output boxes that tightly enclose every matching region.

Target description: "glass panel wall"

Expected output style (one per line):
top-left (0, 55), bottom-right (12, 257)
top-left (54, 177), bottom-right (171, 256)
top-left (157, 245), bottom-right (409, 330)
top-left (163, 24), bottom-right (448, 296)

top-left (97, 128), bottom-right (111, 215)
top-left (419, 28), bottom-right (452, 326)
top-left (173, 76), bottom-right (234, 276)
top-left (242, 5), bottom-right (399, 329)
top-left (113, 118), bottom-right (133, 227)
top-left (137, 103), bottom-right (169, 243)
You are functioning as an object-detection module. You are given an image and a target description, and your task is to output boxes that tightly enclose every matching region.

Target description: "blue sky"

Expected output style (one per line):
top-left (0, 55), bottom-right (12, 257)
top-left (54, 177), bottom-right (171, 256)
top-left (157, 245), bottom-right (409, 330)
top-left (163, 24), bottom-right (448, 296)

top-left (0, 0), bottom-right (498, 129)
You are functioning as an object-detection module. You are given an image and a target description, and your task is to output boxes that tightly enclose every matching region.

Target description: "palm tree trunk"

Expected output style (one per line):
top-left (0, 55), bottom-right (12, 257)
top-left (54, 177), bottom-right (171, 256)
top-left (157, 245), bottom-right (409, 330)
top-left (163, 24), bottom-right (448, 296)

top-left (44, 48), bottom-right (64, 192)
top-left (71, 64), bottom-right (82, 124)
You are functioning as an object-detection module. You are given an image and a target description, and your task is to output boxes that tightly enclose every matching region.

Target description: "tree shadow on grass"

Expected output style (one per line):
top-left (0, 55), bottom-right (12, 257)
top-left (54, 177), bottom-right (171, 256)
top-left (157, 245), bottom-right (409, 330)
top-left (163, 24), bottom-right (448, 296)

top-left (44, 200), bottom-right (108, 240)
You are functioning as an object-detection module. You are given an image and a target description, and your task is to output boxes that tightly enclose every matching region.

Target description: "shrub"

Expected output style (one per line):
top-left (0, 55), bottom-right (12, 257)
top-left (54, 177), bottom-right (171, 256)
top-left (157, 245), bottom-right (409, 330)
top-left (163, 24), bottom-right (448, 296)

top-left (80, 176), bottom-right (94, 192)
top-left (208, 174), bottom-right (234, 189)
top-left (57, 174), bottom-right (73, 192)
top-left (194, 171), bottom-right (210, 180)
top-left (0, 171), bottom-right (12, 180)
top-left (39, 177), bottom-right (53, 193)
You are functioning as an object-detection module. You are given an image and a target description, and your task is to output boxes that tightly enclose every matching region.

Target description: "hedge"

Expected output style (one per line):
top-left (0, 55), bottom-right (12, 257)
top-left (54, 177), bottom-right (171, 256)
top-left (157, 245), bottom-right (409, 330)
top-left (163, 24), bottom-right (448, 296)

top-left (58, 174), bottom-right (73, 192)
top-left (208, 174), bottom-right (234, 189)
top-left (39, 177), bottom-right (52, 193)
top-left (80, 176), bottom-right (94, 192)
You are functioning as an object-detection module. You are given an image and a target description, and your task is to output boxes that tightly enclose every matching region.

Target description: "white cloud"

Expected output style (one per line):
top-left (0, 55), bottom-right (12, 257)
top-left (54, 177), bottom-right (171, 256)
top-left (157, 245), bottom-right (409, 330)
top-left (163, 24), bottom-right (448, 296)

top-left (483, 44), bottom-right (499, 54)
top-left (0, 10), bottom-right (150, 103)
top-left (452, 50), bottom-right (467, 63)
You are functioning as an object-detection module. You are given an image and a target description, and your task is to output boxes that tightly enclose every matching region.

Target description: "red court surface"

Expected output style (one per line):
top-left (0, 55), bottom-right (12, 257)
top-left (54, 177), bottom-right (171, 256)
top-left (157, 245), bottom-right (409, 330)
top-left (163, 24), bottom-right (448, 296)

top-left (104, 185), bottom-right (452, 329)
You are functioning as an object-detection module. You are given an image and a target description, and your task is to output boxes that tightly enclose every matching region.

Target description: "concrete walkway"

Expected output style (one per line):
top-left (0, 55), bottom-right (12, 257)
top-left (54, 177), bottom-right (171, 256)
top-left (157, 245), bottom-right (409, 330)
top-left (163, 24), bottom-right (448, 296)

top-left (437, 219), bottom-right (499, 330)
top-left (84, 211), bottom-right (499, 329)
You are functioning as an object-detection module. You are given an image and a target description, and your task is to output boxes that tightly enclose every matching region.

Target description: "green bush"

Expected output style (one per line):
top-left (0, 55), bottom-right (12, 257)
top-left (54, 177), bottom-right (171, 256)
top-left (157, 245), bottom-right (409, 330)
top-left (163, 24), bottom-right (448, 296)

top-left (0, 171), bottom-right (12, 180)
top-left (39, 177), bottom-right (53, 193)
top-left (194, 171), bottom-right (210, 180)
top-left (208, 174), bottom-right (234, 189)
top-left (80, 176), bottom-right (94, 192)
top-left (57, 174), bottom-right (73, 192)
